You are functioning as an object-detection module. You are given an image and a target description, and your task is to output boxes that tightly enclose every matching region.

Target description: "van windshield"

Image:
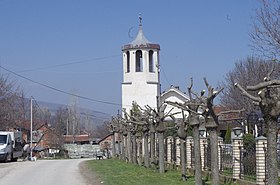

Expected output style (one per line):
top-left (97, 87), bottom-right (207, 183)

top-left (0, 135), bottom-right (7, 144)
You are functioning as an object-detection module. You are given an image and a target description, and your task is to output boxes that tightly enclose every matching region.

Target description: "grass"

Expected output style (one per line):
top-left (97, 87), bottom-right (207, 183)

top-left (85, 158), bottom-right (199, 185)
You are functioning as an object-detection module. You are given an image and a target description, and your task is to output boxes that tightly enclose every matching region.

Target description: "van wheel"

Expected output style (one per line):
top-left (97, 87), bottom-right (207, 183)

top-left (11, 155), bottom-right (17, 162)
top-left (4, 154), bottom-right (8, 163)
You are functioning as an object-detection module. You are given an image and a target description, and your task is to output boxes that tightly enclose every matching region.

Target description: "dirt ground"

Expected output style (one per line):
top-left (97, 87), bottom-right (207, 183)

top-left (79, 160), bottom-right (105, 185)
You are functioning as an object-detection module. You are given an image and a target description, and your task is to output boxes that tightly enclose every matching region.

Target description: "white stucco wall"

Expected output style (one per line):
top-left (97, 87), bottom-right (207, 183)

top-left (161, 87), bottom-right (190, 119)
top-left (122, 48), bottom-right (160, 113)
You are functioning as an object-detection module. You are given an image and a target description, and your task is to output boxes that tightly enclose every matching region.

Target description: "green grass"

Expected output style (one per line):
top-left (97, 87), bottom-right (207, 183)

top-left (86, 159), bottom-right (198, 185)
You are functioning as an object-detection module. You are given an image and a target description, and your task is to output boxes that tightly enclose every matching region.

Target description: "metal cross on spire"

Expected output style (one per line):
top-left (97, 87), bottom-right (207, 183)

top-left (139, 13), bottom-right (142, 26)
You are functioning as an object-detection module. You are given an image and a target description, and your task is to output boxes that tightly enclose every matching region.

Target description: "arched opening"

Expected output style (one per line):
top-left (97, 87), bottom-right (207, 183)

top-left (126, 51), bottom-right (130, 73)
top-left (136, 50), bottom-right (143, 72)
top-left (149, 50), bottom-right (154, 72)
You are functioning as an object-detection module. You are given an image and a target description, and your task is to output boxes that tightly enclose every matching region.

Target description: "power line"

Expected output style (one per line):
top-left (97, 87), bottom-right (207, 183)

top-left (14, 54), bottom-right (121, 73)
top-left (1, 76), bottom-right (115, 119)
top-left (0, 65), bottom-right (122, 107)
top-left (160, 63), bottom-right (172, 86)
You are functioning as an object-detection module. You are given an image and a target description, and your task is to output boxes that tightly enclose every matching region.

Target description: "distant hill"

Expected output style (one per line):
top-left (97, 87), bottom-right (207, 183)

top-left (36, 100), bottom-right (111, 127)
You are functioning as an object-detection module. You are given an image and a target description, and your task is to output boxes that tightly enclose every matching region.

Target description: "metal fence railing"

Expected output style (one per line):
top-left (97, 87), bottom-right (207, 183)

top-left (220, 144), bottom-right (233, 174)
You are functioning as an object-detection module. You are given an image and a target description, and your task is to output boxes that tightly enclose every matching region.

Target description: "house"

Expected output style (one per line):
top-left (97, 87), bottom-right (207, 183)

top-left (98, 134), bottom-right (113, 150)
top-left (63, 134), bottom-right (90, 145)
top-left (161, 85), bottom-right (190, 119)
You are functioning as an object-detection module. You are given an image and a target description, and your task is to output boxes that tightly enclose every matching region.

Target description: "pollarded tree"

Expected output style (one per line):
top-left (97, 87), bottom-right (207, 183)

top-left (166, 78), bottom-right (205, 185)
top-left (202, 78), bottom-right (223, 185)
top-left (170, 112), bottom-right (189, 181)
top-left (235, 64), bottom-right (280, 185)
top-left (145, 98), bottom-right (175, 174)
top-left (123, 107), bottom-right (139, 164)
top-left (127, 103), bottom-right (151, 168)
top-left (108, 116), bottom-right (119, 158)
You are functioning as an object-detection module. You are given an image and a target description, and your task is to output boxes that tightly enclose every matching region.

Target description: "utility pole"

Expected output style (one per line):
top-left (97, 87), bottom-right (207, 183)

top-left (30, 97), bottom-right (33, 160)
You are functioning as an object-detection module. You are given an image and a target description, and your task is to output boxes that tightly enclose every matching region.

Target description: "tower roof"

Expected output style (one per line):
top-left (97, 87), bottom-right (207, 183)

top-left (122, 16), bottom-right (160, 51)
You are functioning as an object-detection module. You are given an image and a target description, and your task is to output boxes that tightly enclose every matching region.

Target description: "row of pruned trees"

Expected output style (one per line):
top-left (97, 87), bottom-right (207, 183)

top-left (109, 60), bottom-right (280, 184)
top-left (108, 78), bottom-right (225, 185)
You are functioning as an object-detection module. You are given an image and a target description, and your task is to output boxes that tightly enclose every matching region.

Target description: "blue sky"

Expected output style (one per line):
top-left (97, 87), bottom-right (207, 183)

top-left (0, 0), bottom-right (260, 116)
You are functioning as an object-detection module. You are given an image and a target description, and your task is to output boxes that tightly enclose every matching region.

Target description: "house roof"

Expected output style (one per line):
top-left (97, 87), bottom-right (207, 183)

top-left (98, 133), bottom-right (113, 144)
top-left (63, 135), bottom-right (90, 143)
top-left (161, 85), bottom-right (190, 102)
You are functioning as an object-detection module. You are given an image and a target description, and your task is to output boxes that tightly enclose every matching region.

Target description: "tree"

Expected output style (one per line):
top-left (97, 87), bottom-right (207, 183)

top-left (0, 74), bottom-right (24, 130)
top-left (53, 107), bottom-right (68, 135)
top-left (251, 0), bottom-right (280, 59)
top-left (166, 78), bottom-right (205, 185)
top-left (93, 122), bottom-right (110, 139)
top-left (202, 78), bottom-right (223, 185)
top-left (170, 112), bottom-right (189, 181)
top-left (235, 64), bottom-right (280, 185)
top-left (145, 97), bottom-right (175, 173)
top-left (224, 124), bottom-right (231, 144)
top-left (219, 57), bottom-right (280, 112)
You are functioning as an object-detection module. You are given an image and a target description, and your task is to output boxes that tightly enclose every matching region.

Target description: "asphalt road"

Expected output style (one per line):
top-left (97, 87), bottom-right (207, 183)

top-left (0, 158), bottom-right (91, 185)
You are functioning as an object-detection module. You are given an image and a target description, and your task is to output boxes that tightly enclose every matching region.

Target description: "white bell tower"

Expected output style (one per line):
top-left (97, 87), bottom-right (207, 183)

top-left (121, 16), bottom-right (160, 112)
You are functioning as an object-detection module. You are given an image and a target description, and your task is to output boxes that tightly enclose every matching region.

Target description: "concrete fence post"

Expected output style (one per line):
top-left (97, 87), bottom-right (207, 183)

top-left (232, 136), bottom-right (243, 180)
top-left (166, 136), bottom-right (173, 164)
top-left (186, 136), bottom-right (193, 169)
top-left (256, 136), bottom-right (267, 185)
top-left (218, 137), bottom-right (223, 171)
top-left (200, 136), bottom-right (207, 171)
top-left (176, 137), bottom-right (181, 166)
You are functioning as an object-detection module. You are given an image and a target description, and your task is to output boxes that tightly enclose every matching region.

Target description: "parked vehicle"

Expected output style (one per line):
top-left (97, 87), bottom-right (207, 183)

top-left (0, 131), bottom-right (24, 162)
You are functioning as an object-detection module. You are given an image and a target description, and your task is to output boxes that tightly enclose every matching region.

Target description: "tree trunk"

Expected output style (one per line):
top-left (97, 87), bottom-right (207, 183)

top-left (119, 133), bottom-right (124, 160)
top-left (127, 131), bottom-right (132, 163)
top-left (137, 138), bottom-right (142, 165)
top-left (158, 132), bottom-right (165, 173)
top-left (180, 138), bottom-right (187, 181)
top-left (144, 132), bottom-right (150, 168)
top-left (267, 120), bottom-right (278, 185)
top-left (150, 131), bottom-right (156, 166)
top-left (193, 125), bottom-right (203, 185)
top-left (208, 127), bottom-right (219, 185)
top-left (132, 133), bottom-right (137, 164)
top-left (123, 135), bottom-right (127, 161)
top-left (112, 132), bottom-right (116, 158)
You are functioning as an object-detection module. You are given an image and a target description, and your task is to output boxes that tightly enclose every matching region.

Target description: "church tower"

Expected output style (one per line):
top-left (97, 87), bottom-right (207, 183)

top-left (122, 16), bottom-right (160, 112)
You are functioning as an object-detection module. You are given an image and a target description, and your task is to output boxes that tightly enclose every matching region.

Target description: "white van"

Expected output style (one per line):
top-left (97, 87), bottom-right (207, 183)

top-left (0, 131), bottom-right (23, 162)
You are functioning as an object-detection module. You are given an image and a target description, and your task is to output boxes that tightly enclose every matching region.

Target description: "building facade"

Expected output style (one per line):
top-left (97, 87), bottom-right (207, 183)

top-left (121, 17), bottom-right (160, 113)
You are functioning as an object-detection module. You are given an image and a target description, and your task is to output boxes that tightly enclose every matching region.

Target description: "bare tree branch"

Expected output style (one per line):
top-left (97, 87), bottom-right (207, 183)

top-left (234, 83), bottom-right (261, 102)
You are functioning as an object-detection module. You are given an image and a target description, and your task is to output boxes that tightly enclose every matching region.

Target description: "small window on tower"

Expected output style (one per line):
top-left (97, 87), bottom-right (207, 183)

top-left (126, 51), bottom-right (130, 73)
top-left (136, 50), bottom-right (143, 72)
top-left (149, 50), bottom-right (154, 72)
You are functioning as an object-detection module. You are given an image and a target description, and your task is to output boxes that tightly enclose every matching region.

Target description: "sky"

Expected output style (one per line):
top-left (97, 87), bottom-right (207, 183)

top-left (0, 0), bottom-right (261, 117)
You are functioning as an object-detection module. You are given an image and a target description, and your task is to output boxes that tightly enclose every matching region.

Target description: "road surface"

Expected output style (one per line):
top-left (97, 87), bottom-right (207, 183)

top-left (0, 158), bottom-right (99, 185)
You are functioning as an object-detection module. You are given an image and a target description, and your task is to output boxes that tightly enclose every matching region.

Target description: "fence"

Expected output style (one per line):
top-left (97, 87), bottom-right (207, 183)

top-left (163, 135), bottom-right (274, 184)
top-left (113, 132), bottom-right (278, 184)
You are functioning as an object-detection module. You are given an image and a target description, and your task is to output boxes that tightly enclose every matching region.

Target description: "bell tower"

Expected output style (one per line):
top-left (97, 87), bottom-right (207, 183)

top-left (121, 16), bottom-right (160, 112)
